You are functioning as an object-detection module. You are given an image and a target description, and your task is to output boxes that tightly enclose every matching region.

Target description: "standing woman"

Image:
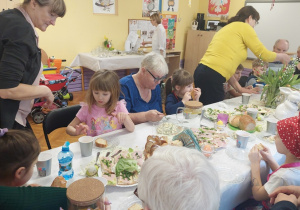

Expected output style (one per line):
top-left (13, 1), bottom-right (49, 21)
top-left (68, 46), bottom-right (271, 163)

top-left (142, 13), bottom-right (166, 57)
top-left (0, 0), bottom-right (66, 129)
top-left (193, 6), bottom-right (290, 105)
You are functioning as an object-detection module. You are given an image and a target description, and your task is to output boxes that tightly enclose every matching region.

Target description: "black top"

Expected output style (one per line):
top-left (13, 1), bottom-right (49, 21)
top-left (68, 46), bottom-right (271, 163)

top-left (271, 201), bottom-right (297, 210)
top-left (0, 9), bottom-right (41, 128)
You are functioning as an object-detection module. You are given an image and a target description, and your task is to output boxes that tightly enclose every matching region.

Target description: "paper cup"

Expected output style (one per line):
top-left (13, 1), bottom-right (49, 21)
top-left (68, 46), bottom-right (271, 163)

top-left (79, 136), bottom-right (94, 157)
top-left (242, 93), bottom-right (251, 105)
top-left (247, 108), bottom-right (258, 119)
top-left (236, 130), bottom-right (250, 149)
top-left (267, 119), bottom-right (278, 135)
top-left (36, 153), bottom-right (52, 177)
top-left (256, 84), bottom-right (264, 94)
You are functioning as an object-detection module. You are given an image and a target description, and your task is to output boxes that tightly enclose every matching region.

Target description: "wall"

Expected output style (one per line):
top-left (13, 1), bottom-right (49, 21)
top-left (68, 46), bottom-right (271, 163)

top-left (39, 0), bottom-right (203, 66)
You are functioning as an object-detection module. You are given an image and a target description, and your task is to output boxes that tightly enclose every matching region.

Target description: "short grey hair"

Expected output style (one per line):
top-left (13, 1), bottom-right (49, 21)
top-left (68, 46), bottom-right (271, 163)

top-left (22, 0), bottom-right (66, 17)
top-left (138, 146), bottom-right (220, 210)
top-left (141, 52), bottom-right (168, 76)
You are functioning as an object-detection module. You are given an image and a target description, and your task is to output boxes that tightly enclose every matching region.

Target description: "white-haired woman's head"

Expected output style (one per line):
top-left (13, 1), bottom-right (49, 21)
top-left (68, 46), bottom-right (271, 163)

top-left (138, 146), bottom-right (220, 210)
top-left (141, 52), bottom-right (168, 76)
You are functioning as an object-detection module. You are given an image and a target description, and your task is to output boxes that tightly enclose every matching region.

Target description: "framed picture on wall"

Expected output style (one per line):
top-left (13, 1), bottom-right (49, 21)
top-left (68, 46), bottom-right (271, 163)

top-left (93, 0), bottom-right (118, 15)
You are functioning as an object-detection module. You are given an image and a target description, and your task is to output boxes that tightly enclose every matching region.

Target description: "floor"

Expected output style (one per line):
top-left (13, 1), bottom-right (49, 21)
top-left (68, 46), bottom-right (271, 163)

top-left (29, 91), bottom-right (87, 151)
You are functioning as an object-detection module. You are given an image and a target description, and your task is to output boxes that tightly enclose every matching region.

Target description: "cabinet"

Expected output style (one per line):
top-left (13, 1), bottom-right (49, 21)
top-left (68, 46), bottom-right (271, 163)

top-left (165, 50), bottom-right (181, 78)
top-left (184, 30), bottom-right (216, 75)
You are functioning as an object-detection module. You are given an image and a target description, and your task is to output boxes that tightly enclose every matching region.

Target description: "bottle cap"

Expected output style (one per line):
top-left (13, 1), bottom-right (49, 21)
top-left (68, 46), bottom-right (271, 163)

top-left (62, 141), bottom-right (70, 151)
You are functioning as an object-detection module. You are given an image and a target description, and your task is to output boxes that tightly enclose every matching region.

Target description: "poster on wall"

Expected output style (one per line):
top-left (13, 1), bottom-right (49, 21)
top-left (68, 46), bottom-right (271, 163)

top-left (208, 0), bottom-right (230, 17)
top-left (93, 0), bottom-right (118, 15)
top-left (162, 0), bottom-right (179, 12)
top-left (161, 14), bottom-right (177, 50)
top-left (142, 0), bottom-right (162, 17)
top-left (128, 19), bottom-right (156, 44)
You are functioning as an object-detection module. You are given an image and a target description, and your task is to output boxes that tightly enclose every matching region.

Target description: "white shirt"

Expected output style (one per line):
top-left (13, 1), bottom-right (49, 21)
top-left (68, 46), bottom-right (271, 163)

top-left (152, 23), bottom-right (166, 57)
top-left (264, 167), bottom-right (300, 195)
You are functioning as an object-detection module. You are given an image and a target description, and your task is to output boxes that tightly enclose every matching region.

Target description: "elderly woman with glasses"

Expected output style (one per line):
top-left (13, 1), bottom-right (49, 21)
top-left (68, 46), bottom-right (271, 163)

top-left (194, 6), bottom-right (291, 106)
top-left (0, 0), bottom-right (66, 129)
top-left (119, 52), bottom-right (168, 124)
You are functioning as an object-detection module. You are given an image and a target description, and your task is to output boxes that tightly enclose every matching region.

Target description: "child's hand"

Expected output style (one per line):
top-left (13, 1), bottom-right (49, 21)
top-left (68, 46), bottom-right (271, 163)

top-left (248, 145), bottom-right (262, 164)
top-left (114, 112), bottom-right (128, 124)
top-left (193, 88), bottom-right (201, 101)
top-left (260, 146), bottom-right (273, 162)
top-left (245, 85), bottom-right (253, 90)
top-left (182, 91), bottom-right (192, 104)
top-left (75, 123), bottom-right (89, 135)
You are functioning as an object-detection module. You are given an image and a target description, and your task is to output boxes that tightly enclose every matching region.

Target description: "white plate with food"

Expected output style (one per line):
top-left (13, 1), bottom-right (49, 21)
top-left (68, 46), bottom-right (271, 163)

top-left (204, 108), bottom-right (233, 121)
top-left (256, 131), bottom-right (276, 144)
top-left (118, 195), bottom-right (143, 210)
top-left (98, 148), bottom-right (144, 187)
top-left (93, 136), bottom-right (120, 150)
top-left (234, 104), bottom-right (274, 116)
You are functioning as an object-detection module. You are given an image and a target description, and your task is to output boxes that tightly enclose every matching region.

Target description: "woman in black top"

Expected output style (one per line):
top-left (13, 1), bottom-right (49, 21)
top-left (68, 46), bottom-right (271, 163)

top-left (0, 0), bottom-right (66, 129)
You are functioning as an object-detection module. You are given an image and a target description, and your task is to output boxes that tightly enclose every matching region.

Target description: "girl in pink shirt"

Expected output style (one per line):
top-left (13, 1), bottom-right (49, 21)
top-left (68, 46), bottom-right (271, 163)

top-left (67, 70), bottom-right (135, 137)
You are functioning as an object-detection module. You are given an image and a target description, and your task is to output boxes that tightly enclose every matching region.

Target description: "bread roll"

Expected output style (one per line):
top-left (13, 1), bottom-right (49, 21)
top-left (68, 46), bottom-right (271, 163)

top-left (229, 115), bottom-right (241, 127)
top-left (128, 203), bottom-right (143, 210)
top-left (95, 138), bottom-right (107, 148)
top-left (51, 176), bottom-right (67, 188)
top-left (239, 115), bottom-right (256, 131)
top-left (256, 143), bottom-right (265, 151)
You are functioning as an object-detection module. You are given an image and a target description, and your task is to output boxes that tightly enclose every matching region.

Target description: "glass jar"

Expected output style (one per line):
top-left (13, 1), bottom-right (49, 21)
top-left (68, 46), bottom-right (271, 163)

top-left (67, 178), bottom-right (105, 210)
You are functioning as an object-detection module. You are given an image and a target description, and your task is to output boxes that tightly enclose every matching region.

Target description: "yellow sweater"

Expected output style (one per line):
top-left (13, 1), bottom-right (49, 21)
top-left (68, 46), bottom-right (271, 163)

top-left (200, 22), bottom-right (276, 81)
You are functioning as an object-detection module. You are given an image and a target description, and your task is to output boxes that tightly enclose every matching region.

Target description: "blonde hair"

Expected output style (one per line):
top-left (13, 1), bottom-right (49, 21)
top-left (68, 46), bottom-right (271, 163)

top-left (86, 70), bottom-right (120, 115)
top-left (22, 0), bottom-right (66, 17)
top-left (252, 59), bottom-right (268, 68)
top-left (150, 13), bottom-right (161, 24)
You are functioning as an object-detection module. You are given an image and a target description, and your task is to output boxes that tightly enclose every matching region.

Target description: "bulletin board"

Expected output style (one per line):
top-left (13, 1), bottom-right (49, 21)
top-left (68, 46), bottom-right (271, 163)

top-left (128, 15), bottom-right (177, 49)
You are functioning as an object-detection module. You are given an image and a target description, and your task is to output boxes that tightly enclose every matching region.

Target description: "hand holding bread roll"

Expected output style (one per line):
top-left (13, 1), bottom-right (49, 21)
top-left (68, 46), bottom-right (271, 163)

top-left (51, 176), bottom-right (67, 188)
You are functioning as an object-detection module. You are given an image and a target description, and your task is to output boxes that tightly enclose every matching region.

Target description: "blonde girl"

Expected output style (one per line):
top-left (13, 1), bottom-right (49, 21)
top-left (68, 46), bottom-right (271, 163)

top-left (165, 69), bottom-right (201, 115)
top-left (67, 70), bottom-right (135, 136)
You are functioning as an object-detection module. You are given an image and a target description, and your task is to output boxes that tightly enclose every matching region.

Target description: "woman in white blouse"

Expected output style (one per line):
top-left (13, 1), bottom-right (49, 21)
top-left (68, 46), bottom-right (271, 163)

top-left (142, 13), bottom-right (166, 57)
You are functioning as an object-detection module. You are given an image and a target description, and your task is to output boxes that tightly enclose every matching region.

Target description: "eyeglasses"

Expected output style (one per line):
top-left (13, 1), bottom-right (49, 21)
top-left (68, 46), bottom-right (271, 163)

top-left (145, 68), bottom-right (167, 82)
top-left (255, 19), bottom-right (259, 25)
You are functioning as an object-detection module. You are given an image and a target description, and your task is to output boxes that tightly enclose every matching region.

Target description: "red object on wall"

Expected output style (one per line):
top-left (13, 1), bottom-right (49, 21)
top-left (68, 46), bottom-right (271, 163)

top-left (208, 0), bottom-right (230, 16)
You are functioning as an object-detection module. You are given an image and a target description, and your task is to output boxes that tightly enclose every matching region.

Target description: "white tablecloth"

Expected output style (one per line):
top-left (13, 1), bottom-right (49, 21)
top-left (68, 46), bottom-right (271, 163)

top-left (28, 94), bottom-right (285, 210)
top-left (69, 53), bottom-right (145, 71)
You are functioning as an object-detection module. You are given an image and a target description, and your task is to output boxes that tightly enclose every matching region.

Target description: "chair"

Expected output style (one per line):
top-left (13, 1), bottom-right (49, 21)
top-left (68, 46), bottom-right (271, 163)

top-left (42, 105), bottom-right (80, 149)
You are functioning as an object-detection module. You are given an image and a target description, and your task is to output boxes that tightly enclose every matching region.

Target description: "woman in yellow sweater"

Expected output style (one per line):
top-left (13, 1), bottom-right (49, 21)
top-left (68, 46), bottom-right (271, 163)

top-left (193, 6), bottom-right (290, 105)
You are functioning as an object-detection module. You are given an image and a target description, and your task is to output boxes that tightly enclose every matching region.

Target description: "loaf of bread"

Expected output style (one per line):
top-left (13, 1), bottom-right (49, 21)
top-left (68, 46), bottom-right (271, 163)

top-left (256, 143), bottom-right (265, 151)
top-left (229, 114), bottom-right (256, 131)
top-left (239, 115), bottom-right (256, 131)
top-left (95, 138), bottom-right (107, 148)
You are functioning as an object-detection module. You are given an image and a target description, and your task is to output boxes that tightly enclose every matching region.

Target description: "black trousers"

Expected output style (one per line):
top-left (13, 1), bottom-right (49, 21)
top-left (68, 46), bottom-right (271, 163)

top-left (193, 64), bottom-right (226, 105)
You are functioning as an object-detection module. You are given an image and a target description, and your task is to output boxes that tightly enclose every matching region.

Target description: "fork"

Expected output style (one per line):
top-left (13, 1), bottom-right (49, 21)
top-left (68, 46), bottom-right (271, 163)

top-left (95, 151), bottom-right (100, 167)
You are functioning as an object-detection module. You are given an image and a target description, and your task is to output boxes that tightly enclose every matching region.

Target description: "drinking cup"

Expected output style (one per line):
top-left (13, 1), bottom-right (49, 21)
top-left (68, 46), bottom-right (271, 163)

top-left (236, 130), bottom-right (250, 149)
top-left (247, 108), bottom-right (258, 119)
top-left (267, 119), bottom-right (278, 135)
top-left (217, 113), bottom-right (229, 125)
top-left (79, 136), bottom-right (94, 157)
top-left (242, 93), bottom-right (251, 105)
top-left (36, 153), bottom-right (52, 177)
top-left (256, 84), bottom-right (264, 94)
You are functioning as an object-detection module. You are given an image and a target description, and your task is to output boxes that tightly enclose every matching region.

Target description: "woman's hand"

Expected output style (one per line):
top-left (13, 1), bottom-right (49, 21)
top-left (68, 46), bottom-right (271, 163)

top-left (193, 88), bottom-right (201, 101)
top-left (145, 110), bottom-right (164, 122)
top-left (245, 85), bottom-right (253, 90)
top-left (276, 53), bottom-right (291, 65)
top-left (270, 185), bottom-right (300, 205)
top-left (182, 91), bottom-right (192, 104)
top-left (75, 123), bottom-right (89, 135)
top-left (248, 145), bottom-right (262, 164)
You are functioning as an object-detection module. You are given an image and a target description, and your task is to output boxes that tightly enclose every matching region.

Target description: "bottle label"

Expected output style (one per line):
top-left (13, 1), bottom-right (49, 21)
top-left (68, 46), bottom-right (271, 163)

top-left (59, 161), bottom-right (72, 172)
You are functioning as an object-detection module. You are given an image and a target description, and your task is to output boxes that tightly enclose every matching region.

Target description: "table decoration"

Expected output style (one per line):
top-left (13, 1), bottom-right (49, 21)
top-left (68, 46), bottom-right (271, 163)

top-left (258, 57), bottom-right (300, 108)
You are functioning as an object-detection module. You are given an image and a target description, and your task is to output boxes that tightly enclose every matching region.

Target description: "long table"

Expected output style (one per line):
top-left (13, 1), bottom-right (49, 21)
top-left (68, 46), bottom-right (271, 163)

top-left (28, 94), bottom-right (285, 210)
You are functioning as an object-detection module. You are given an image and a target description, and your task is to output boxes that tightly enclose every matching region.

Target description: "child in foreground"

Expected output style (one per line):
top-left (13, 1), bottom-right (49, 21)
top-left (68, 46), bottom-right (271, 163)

top-left (165, 69), bottom-right (201, 115)
top-left (0, 128), bottom-right (68, 209)
top-left (247, 114), bottom-right (300, 208)
top-left (67, 70), bottom-right (135, 137)
top-left (245, 59), bottom-right (268, 87)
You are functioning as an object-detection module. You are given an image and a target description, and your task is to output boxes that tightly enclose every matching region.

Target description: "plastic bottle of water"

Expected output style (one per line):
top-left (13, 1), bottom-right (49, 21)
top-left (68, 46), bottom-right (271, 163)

top-left (58, 141), bottom-right (74, 180)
